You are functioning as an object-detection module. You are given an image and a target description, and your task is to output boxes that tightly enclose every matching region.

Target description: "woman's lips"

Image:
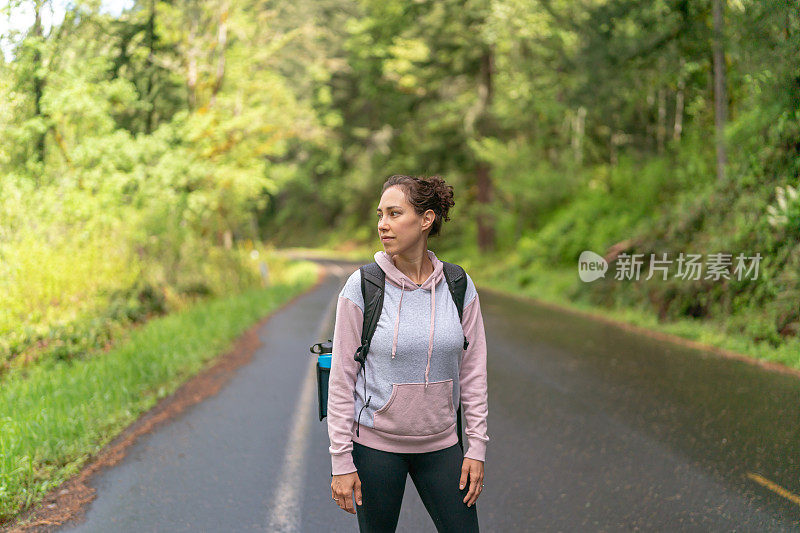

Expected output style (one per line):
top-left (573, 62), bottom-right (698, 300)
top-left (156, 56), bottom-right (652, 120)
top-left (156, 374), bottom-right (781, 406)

top-left (381, 236), bottom-right (394, 242)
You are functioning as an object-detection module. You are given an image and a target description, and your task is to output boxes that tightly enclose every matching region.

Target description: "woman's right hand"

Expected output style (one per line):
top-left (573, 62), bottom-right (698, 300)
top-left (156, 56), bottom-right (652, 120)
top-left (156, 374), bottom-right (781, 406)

top-left (331, 471), bottom-right (362, 514)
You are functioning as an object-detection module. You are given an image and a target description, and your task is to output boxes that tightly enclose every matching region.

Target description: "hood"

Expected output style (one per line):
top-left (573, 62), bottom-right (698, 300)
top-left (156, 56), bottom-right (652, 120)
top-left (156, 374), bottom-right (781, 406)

top-left (374, 249), bottom-right (445, 389)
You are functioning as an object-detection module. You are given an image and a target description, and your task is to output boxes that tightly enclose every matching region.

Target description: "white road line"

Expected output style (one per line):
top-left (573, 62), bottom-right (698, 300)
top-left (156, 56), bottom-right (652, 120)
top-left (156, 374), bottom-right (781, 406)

top-left (265, 276), bottom-right (342, 532)
top-left (264, 360), bottom-right (316, 532)
top-left (328, 264), bottom-right (349, 277)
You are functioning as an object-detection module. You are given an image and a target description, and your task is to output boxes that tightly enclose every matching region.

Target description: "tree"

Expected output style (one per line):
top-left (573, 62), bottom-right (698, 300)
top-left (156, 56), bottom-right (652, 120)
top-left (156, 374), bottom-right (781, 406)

top-left (712, 0), bottom-right (727, 184)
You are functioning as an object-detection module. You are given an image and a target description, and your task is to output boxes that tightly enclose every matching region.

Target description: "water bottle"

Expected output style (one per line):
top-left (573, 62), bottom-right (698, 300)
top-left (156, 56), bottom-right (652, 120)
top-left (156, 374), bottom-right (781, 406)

top-left (310, 339), bottom-right (333, 421)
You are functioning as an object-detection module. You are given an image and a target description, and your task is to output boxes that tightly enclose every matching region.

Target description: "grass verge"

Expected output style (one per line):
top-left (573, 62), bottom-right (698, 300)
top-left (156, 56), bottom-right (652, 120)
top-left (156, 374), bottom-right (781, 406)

top-left (474, 262), bottom-right (800, 372)
top-left (0, 258), bottom-right (320, 524)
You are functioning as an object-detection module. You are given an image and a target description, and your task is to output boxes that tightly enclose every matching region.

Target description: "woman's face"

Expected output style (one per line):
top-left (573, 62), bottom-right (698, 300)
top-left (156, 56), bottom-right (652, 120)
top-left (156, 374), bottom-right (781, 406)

top-left (376, 186), bottom-right (435, 253)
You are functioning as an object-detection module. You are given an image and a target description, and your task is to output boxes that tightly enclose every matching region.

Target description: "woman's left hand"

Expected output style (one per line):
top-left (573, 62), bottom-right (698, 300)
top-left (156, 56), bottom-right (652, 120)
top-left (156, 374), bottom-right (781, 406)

top-left (459, 457), bottom-right (484, 507)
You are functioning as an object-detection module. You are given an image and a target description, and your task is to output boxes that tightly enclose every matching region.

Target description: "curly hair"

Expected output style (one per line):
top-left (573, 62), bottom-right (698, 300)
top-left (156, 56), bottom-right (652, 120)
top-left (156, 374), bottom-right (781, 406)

top-left (382, 175), bottom-right (455, 237)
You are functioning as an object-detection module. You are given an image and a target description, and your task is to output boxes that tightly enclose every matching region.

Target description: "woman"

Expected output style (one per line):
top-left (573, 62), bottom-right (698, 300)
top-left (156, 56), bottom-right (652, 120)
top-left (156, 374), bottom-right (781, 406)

top-left (327, 174), bottom-right (490, 532)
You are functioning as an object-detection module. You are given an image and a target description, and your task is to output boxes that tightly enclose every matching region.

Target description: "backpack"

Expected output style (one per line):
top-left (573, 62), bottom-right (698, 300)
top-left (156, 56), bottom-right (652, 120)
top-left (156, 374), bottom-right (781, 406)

top-left (354, 260), bottom-right (470, 452)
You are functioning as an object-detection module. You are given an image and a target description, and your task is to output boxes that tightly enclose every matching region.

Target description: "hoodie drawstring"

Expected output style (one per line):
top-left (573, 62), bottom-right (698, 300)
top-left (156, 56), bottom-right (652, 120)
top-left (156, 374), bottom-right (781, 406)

top-left (424, 280), bottom-right (435, 389)
top-left (391, 278), bottom-right (405, 359)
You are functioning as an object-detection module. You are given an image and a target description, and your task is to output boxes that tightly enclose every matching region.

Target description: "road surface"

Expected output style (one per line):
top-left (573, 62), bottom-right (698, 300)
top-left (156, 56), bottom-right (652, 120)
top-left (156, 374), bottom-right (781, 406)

top-left (55, 257), bottom-right (800, 532)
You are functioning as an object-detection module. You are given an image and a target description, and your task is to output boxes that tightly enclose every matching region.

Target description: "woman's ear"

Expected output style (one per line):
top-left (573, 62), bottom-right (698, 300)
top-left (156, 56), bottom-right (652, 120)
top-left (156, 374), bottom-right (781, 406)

top-left (422, 209), bottom-right (436, 231)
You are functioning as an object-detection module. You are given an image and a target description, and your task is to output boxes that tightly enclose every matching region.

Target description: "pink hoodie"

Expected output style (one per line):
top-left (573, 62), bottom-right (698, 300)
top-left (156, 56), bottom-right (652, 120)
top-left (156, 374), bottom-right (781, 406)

top-left (326, 249), bottom-right (490, 475)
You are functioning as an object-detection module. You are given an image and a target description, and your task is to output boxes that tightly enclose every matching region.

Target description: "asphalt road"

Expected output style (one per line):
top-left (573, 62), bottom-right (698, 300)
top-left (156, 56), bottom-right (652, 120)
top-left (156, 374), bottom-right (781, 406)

top-left (56, 257), bottom-right (800, 532)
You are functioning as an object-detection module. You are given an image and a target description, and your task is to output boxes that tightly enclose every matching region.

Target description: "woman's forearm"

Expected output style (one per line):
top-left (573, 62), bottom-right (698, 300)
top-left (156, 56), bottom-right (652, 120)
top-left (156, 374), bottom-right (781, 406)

top-left (327, 295), bottom-right (364, 475)
top-left (459, 291), bottom-right (490, 462)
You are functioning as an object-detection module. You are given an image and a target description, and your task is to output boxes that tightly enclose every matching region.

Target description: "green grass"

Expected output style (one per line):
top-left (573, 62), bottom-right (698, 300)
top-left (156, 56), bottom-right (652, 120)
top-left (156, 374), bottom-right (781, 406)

top-left (0, 258), bottom-right (319, 523)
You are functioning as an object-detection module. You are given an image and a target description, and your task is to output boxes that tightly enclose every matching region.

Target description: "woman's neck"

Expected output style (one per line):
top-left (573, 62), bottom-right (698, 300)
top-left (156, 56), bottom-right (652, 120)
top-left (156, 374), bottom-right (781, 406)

top-left (391, 251), bottom-right (433, 285)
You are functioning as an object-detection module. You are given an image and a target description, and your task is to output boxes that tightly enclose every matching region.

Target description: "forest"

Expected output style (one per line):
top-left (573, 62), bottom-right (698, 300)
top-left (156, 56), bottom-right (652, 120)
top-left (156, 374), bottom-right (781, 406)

top-left (0, 0), bottom-right (798, 523)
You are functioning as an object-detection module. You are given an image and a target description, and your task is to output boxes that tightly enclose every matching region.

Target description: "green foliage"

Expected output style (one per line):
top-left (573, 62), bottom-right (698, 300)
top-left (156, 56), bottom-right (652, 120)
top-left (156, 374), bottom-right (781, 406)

top-left (0, 259), bottom-right (318, 522)
top-left (766, 183), bottom-right (800, 237)
top-left (0, 0), bottom-right (799, 522)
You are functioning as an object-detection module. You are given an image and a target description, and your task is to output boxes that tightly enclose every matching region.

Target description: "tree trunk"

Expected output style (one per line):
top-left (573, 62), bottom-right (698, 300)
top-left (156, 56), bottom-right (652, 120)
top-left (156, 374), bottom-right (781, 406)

top-left (209, 1), bottom-right (229, 107)
top-left (657, 87), bottom-right (666, 153)
top-left (712, 0), bottom-right (727, 183)
top-left (145, 0), bottom-right (156, 134)
top-left (476, 160), bottom-right (495, 252)
top-left (572, 106), bottom-right (586, 166)
top-left (32, 0), bottom-right (45, 179)
top-left (187, 15), bottom-right (199, 110)
top-left (674, 57), bottom-right (685, 142)
top-left (475, 47), bottom-right (496, 253)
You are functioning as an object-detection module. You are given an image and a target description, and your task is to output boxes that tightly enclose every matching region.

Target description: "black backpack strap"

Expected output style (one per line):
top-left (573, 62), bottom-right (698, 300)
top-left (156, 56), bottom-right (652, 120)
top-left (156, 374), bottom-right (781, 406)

top-left (441, 261), bottom-right (470, 453)
top-left (356, 263), bottom-right (385, 366)
top-left (353, 262), bottom-right (384, 437)
top-left (441, 261), bottom-right (469, 350)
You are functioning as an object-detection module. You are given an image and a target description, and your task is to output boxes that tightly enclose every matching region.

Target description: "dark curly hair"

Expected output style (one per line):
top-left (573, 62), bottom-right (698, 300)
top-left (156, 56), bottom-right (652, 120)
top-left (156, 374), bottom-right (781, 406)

top-left (382, 175), bottom-right (455, 237)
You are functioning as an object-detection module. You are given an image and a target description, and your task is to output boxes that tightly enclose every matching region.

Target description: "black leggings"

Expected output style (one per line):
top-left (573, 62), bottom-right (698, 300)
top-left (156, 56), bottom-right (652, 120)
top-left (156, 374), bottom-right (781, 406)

top-left (351, 441), bottom-right (480, 533)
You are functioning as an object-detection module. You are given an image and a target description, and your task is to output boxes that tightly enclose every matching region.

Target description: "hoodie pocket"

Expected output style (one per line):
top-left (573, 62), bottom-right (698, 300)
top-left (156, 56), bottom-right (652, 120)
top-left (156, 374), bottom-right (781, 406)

top-left (372, 379), bottom-right (455, 436)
